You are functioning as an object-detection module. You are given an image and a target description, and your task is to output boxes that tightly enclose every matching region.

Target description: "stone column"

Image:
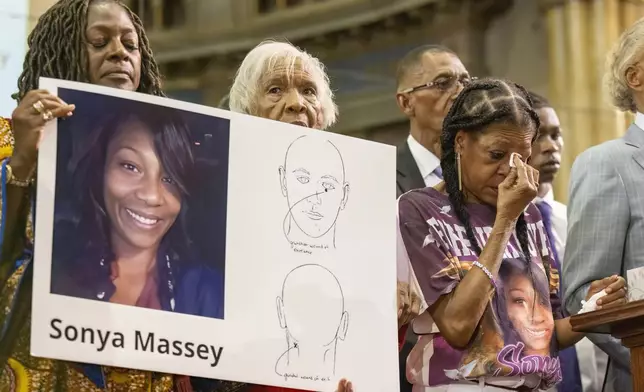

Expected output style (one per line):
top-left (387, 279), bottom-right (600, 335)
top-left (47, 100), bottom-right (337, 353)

top-left (152, 0), bottom-right (163, 30)
top-left (592, 0), bottom-right (625, 141)
top-left (543, 1), bottom-right (571, 202)
top-left (564, 0), bottom-right (593, 186)
top-left (621, 0), bottom-right (644, 27)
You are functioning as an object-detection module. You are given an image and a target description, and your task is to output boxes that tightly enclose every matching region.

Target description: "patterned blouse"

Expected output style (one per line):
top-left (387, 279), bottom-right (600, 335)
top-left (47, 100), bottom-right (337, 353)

top-left (0, 118), bottom-right (300, 392)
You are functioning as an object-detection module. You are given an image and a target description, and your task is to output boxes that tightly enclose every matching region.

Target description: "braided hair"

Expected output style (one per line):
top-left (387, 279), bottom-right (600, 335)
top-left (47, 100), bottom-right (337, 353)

top-left (527, 91), bottom-right (551, 110)
top-left (15, 0), bottom-right (164, 100)
top-left (440, 78), bottom-right (551, 284)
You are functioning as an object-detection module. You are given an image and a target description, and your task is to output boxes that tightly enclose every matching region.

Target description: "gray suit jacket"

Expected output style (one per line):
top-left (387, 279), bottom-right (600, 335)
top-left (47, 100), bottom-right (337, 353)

top-left (563, 124), bottom-right (644, 392)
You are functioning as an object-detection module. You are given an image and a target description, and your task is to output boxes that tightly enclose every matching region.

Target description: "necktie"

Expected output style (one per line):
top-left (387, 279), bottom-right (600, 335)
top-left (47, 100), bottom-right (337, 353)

top-left (432, 166), bottom-right (443, 179)
top-left (536, 201), bottom-right (582, 392)
top-left (536, 201), bottom-right (560, 270)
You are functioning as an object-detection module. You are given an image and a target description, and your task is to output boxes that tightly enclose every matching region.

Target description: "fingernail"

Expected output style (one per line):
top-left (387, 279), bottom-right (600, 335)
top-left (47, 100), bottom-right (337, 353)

top-left (597, 300), bottom-right (602, 305)
top-left (67, 112), bottom-right (73, 117)
top-left (606, 288), bottom-right (611, 294)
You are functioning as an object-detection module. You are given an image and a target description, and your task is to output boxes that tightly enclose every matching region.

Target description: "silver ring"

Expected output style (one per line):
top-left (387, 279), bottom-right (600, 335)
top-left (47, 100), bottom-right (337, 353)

top-left (42, 110), bottom-right (53, 122)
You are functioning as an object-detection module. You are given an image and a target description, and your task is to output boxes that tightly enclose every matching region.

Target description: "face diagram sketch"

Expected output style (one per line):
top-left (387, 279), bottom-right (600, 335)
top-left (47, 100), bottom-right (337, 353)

top-left (279, 135), bottom-right (350, 254)
top-left (275, 264), bottom-right (349, 382)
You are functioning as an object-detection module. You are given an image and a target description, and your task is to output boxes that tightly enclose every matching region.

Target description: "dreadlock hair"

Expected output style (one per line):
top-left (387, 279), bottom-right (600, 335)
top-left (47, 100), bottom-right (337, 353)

top-left (15, 0), bottom-right (164, 100)
top-left (440, 78), bottom-right (551, 285)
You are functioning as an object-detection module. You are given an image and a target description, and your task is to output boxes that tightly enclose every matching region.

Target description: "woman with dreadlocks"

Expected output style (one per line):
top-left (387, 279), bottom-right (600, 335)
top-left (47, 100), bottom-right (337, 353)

top-left (0, 1), bottom-right (358, 392)
top-left (0, 2), bottom-right (188, 390)
top-left (396, 78), bottom-right (626, 391)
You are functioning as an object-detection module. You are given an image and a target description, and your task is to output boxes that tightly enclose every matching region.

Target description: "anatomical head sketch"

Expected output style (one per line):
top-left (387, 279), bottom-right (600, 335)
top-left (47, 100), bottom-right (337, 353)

top-left (275, 264), bottom-right (349, 380)
top-left (279, 135), bottom-right (350, 253)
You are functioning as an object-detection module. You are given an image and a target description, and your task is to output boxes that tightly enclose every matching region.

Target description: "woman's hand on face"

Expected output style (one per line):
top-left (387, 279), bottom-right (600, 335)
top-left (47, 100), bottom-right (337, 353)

top-left (586, 275), bottom-right (627, 309)
top-left (496, 154), bottom-right (539, 223)
top-left (11, 89), bottom-right (75, 167)
top-left (335, 378), bottom-right (353, 392)
top-left (398, 281), bottom-right (421, 327)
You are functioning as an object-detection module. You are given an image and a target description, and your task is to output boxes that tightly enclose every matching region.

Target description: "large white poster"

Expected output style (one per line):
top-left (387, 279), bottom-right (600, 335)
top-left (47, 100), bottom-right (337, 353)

top-left (31, 78), bottom-right (399, 391)
top-left (0, 0), bottom-right (29, 116)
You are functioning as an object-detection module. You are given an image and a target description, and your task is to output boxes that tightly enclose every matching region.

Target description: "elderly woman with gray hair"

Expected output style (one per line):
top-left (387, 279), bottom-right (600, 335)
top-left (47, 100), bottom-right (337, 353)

top-left (228, 40), bottom-right (338, 130)
top-left (222, 40), bottom-right (352, 392)
top-left (562, 17), bottom-right (644, 392)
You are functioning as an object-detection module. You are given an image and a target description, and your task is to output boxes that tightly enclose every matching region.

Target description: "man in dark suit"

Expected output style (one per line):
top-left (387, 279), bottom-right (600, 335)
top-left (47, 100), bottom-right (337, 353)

top-left (394, 45), bottom-right (473, 392)
top-left (395, 45), bottom-right (472, 197)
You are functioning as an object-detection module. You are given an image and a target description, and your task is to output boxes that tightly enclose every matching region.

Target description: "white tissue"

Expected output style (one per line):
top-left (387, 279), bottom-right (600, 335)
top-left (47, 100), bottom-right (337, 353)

top-left (509, 152), bottom-right (521, 167)
top-left (578, 289), bottom-right (608, 314)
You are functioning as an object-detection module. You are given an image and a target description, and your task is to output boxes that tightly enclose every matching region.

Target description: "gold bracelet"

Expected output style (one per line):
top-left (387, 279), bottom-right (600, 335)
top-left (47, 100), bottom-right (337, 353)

top-left (6, 164), bottom-right (34, 188)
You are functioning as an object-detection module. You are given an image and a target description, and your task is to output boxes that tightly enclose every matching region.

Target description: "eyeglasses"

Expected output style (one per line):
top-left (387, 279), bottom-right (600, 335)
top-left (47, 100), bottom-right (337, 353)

top-left (401, 76), bottom-right (478, 94)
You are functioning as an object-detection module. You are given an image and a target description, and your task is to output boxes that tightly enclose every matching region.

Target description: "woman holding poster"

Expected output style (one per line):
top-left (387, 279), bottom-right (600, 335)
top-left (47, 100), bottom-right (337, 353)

top-left (227, 40), bottom-right (355, 392)
top-left (0, 1), bottom-right (353, 391)
top-left (396, 78), bottom-right (627, 391)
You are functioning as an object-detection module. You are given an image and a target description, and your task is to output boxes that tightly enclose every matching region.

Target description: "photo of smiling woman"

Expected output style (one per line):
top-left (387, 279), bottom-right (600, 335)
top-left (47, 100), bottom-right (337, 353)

top-left (50, 89), bottom-right (229, 320)
top-left (496, 257), bottom-right (555, 358)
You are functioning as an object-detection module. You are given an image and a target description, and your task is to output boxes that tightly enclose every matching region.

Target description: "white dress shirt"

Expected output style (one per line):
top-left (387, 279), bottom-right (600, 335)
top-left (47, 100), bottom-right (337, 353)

top-left (535, 190), bottom-right (607, 392)
top-left (407, 134), bottom-right (442, 187)
top-left (635, 112), bottom-right (644, 131)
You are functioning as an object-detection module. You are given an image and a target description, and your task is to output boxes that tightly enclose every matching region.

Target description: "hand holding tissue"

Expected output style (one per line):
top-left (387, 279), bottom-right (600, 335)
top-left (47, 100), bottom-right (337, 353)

top-left (579, 275), bottom-right (627, 314)
top-left (579, 290), bottom-right (608, 314)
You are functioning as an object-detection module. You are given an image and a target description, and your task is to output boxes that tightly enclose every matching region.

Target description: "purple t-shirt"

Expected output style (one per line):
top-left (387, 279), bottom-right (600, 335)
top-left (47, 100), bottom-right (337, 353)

top-left (397, 187), bottom-right (564, 390)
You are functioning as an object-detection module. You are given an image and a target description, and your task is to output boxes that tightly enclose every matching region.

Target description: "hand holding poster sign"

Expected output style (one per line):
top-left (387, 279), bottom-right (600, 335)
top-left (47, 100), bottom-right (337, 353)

top-left (31, 78), bottom-right (399, 391)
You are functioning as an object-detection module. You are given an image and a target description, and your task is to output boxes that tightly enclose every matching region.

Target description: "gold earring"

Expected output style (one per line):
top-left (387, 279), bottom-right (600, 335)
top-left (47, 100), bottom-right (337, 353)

top-left (457, 152), bottom-right (462, 191)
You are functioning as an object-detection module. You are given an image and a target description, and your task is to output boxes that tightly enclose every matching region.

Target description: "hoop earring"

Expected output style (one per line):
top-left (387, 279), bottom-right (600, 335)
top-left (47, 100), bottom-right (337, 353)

top-left (457, 152), bottom-right (462, 191)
